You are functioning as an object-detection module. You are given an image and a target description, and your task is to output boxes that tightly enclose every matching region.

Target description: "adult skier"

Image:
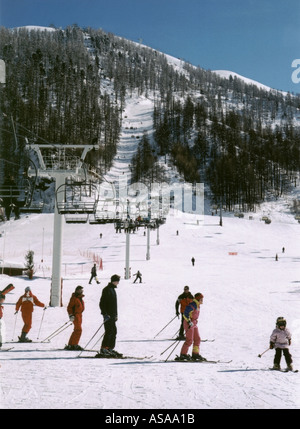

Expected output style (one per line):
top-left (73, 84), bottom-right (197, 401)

top-left (175, 286), bottom-right (194, 340)
top-left (98, 274), bottom-right (122, 357)
top-left (133, 270), bottom-right (142, 284)
top-left (176, 292), bottom-right (205, 361)
top-left (0, 293), bottom-right (5, 348)
top-left (270, 317), bottom-right (293, 371)
top-left (89, 263), bottom-right (100, 284)
top-left (15, 287), bottom-right (45, 342)
top-left (65, 285), bottom-right (85, 350)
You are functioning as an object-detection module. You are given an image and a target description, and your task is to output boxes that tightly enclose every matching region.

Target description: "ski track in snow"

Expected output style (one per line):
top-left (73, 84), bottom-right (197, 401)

top-left (102, 94), bottom-right (154, 185)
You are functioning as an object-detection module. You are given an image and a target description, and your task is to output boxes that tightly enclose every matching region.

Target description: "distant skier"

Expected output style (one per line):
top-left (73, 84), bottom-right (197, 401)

top-left (15, 287), bottom-right (45, 342)
top-left (191, 257), bottom-right (195, 266)
top-left (89, 263), bottom-right (100, 284)
top-left (0, 293), bottom-right (6, 348)
top-left (269, 317), bottom-right (293, 371)
top-left (133, 270), bottom-right (142, 283)
top-left (65, 286), bottom-right (85, 350)
top-left (176, 292), bottom-right (205, 361)
top-left (175, 286), bottom-right (194, 340)
top-left (98, 274), bottom-right (122, 358)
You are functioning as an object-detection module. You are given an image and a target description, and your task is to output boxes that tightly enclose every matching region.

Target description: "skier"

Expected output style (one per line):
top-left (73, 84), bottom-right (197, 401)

top-left (0, 293), bottom-right (5, 348)
top-left (65, 286), bottom-right (85, 350)
top-left (175, 286), bottom-right (194, 340)
top-left (191, 257), bottom-right (195, 266)
top-left (133, 270), bottom-right (142, 284)
top-left (270, 317), bottom-right (293, 371)
top-left (176, 292), bottom-right (205, 361)
top-left (89, 263), bottom-right (100, 284)
top-left (98, 274), bottom-right (122, 357)
top-left (15, 287), bottom-right (45, 342)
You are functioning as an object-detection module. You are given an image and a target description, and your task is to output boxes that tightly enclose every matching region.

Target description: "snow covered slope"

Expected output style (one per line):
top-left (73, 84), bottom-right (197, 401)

top-left (103, 94), bottom-right (155, 184)
top-left (0, 197), bottom-right (299, 409)
top-left (213, 69), bottom-right (287, 94)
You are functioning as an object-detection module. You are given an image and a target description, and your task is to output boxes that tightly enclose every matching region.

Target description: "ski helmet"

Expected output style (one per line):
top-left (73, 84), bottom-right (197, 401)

top-left (276, 317), bottom-right (286, 328)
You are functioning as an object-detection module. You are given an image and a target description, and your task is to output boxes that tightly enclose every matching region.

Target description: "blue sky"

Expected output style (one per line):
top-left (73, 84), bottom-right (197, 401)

top-left (0, 0), bottom-right (300, 94)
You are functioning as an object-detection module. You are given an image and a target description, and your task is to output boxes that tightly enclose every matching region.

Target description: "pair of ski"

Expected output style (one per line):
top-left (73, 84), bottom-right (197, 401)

top-left (174, 356), bottom-right (232, 364)
top-left (269, 367), bottom-right (298, 373)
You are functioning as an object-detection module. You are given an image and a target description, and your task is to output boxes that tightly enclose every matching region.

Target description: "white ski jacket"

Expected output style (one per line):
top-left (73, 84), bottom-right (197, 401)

top-left (270, 328), bottom-right (291, 349)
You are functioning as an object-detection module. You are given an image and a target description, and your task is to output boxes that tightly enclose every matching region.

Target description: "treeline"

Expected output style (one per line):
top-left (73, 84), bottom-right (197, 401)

top-left (0, 25), bottom-right (121, 179)
top-left (152, 85), bottom-right (300, 210)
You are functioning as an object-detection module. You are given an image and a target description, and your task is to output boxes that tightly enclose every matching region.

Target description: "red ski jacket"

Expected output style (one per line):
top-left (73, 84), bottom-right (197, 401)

top-left (67, 293), bottom-right (85, 316)
top-left (15, 292), bottom-right (44, 314)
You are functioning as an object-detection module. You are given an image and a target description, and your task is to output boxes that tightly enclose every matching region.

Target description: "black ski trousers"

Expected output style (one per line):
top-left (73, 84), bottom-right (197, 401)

top-left (101, 318), bottom-right (117, 350)
top-left (274, 348), bottom-right (292, 366)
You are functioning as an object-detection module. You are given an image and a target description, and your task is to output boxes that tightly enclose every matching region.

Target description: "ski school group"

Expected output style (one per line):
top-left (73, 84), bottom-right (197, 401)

top-left (0, 278), bottom-right (296, 370)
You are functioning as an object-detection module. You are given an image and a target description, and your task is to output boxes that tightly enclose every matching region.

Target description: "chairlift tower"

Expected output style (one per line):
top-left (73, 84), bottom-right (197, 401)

top-left (26, 143), bottom-right (99, 307)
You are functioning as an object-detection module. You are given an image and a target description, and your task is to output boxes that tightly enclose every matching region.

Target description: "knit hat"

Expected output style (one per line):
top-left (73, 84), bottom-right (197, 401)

top-left (25, 287), bottom-right (31, 293)
top-left (111, 274), bottom-right (120, 283)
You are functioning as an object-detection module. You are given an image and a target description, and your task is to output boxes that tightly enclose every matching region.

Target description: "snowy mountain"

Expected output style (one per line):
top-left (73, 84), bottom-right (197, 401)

top-left (1, 24), bottom-right (300, 215)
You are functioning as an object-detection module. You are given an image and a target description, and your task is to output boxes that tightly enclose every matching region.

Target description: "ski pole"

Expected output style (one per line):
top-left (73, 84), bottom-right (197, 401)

top-left (258, 347), bottom-right (270, 358)
top-left (37, 307), bottom-right (47, 340)
top-left (160, 338), bottom-right (180, 356)
top-left (12, 311), bottom-right (18, 341)
top-left (164, 339), bottom-right (181, 362)
top-left (41, 321), bottom-right (72, 343)
top-left (154, 315), bottom-right (177, 339)
top-left (172, 328), bottom-right (180, 339)
top-left (78, 322), bottom-right (104, 357)
top-left (44, 322), bottom-right (73, 342)
top-left (91, 331), bottom-right (105, 350)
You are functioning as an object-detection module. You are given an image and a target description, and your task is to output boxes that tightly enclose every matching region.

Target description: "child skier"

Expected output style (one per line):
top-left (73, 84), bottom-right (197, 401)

top-left (176, 292), bottom-right (205, 361)
top-left (270, 317), bottom-right (293, 371)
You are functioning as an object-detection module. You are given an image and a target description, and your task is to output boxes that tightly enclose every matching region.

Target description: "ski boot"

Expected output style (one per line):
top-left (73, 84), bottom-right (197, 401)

top-left (175, 334), bottom-right (186, 341)
top-left (109, 349), bottom-right (123, 358)
top-left (175, 354), bottom-right (191, 361)
top-left (272, 363), bottom-right (281, 370)
top-left (95, 347), bottom-right (114, 358)
top-left (18, 332), bottom-right (32, 343)
top-left (287, 364), bottom-right (293, 371)
top-left (191, 353), bottom-right (207, 361)
top-left (64, 344), bottom-right (83, 351)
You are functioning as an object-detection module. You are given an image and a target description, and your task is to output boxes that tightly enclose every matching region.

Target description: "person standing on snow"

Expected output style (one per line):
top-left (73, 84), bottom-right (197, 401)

top-left (65, 286), bottom-right (85, 350)
top-left (133, 270), bottom-right (142, 284)
top-left (270, 317), bottom-right (293, 371)
top-left (89, 263), bottom-right (100, 284)
top-left (15, 287), bottom-right (45, 342)
top-left (176, 292), bottom-right (205, 361)
top-left (98, 274), bottom-right (122, 357)
top-left (175, 286), bottom-right (194, 340)
top-left (0, 294), bottom-right (6, 348)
